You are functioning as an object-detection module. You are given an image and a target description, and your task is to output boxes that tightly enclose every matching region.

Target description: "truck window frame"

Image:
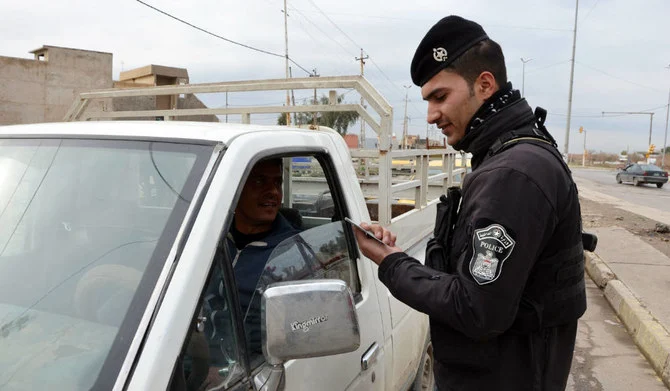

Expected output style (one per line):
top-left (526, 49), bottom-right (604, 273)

top-left (174, 149), bottom-right (365, 388)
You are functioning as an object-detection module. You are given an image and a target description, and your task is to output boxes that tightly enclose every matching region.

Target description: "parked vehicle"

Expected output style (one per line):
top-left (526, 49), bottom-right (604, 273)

top-left (0, 76), bottom-right (463, 391)
top-left (616, 163), bottom-right (668, 188)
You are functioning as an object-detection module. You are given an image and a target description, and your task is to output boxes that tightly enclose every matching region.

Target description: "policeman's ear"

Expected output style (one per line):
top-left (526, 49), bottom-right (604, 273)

top-left (474, 71), bottom-right (497, 101)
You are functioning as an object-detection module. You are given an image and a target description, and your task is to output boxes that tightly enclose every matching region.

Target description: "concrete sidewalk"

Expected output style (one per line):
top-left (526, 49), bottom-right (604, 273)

top-left (585, 226), bottom-right (670, 389)
top-left (575, 176), bottom-right (670, 387)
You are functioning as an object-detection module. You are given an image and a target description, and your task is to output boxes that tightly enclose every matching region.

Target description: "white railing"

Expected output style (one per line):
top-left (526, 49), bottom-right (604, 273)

top-left (64, 75), bottom-right (462, 225)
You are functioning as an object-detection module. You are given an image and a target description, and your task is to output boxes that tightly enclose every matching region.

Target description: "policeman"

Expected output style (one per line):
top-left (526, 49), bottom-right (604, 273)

top-left (354, 15), bottom-right (586, 391)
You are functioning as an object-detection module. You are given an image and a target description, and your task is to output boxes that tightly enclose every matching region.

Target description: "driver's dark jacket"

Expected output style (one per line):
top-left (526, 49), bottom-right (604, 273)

top-left (378, 97), bottom-right (586, 390)
top-left (204, 214), bottom-right (299, 363)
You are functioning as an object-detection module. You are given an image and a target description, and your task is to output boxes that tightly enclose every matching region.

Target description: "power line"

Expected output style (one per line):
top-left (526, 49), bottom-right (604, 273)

top-left (303, 0), bottom-right (424, 118)
top-left (485, 23), bottom-right (572, 33)
top-left (304, 1), bottom-right (411, 100)
top-left (286, 3), bottom-right (359, 75)
top-left (136, 0), bottom-right (280, 57)
top-left (642, 104), bottom-right (670, 112)
top-left (289, 9), bottom-right (573, 32)
top-left (601, 105), bottom-right (668, 117)
top-left (306, 0), bottom-right (359, 49)
top-left (525, 59), bottom-right (572, 75)
top-left (288, 59), bottom-right (313, 76)
top-left (552, 105), bottom-right (668, 118)
top-left (135, 0), bottom-right (312, 76)
top-left (552, 113), bottom-right (608, 118)
top-left (575, 61), bottom-right (665, 92)
top-left (288, 4), bottom-right (357, 58)
top-left (288, 13), bottom-right (348, 72)
top-left (581, 0), bottom-right (601, 22)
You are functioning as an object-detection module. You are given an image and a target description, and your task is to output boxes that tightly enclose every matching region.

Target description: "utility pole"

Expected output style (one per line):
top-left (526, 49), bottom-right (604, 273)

top-left (602, 111), bottom-right (655, 148)
top-left (283, 0), bottom-right (291, 125)
top-left (564, 0), bottom-right (579, 159)
top-left (225, 91), bottom-right (228, 123)
top-left (663, 64), bottom-right (670, 168)
top-left (520, 57), bottom-right (532, 97)
top-left (309, 69), bottom-right (319, 128)
top-left (402, 85), bottom-right (411, 149)
top-left (355, 48), bottom-right (369, 148)
top-left (663, 88), bottom-right (670, 168)
top-left (289, 67), bottom-right (297, 125)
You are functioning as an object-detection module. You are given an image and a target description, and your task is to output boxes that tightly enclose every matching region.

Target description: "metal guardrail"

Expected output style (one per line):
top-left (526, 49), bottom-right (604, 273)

top-left (64, 75), bottom-right (461, 225)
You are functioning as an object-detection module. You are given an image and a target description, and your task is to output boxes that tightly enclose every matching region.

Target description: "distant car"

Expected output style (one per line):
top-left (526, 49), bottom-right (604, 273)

top-left (616, 163), bottom-right (669, 188)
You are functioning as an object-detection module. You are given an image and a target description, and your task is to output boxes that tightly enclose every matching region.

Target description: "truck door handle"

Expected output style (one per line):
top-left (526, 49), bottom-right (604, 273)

top-left (361, 342), bottom-right (379, 370)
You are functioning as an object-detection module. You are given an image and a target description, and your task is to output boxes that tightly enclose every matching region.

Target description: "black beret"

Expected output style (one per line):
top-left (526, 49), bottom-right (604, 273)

top-left (410, 15), bottom-right (489, 86)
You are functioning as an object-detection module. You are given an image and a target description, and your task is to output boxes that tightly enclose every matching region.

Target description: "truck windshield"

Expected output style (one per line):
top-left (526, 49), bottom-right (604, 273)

top-left (0, 138), bottom-right (214, 390)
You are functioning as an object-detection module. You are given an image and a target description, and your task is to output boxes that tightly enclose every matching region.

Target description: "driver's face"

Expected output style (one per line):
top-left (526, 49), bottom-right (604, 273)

top-left (235, 161), bottom-right (283, 234)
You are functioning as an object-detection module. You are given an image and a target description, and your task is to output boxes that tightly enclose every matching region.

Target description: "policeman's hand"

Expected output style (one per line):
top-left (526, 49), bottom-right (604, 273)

top-left (354, 222), bottom-right (402, 265)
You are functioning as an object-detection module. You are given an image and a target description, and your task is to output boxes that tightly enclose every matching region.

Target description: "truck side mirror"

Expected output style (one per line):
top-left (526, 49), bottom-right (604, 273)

top-left (252, 279), bottom-right (360, 391)
top-left (262, 279), bottom-right (360, 365)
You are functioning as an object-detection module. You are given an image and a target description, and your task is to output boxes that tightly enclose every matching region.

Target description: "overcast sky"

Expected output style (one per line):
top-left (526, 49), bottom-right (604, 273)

top-left (2, 0), bottom-right (670, 154)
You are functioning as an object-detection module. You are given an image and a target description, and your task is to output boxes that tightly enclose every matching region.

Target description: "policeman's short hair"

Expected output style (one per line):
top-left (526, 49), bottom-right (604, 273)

top-left (446, 39), bottom-right (508, 94)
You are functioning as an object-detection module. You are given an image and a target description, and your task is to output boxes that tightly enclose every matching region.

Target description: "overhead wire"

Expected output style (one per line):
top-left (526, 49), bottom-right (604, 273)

top-left (601, 104), bottom-right (669, 117)
top-left (552, 104), bottom-right (668, 118)
top-left (551, 113), bottom-right (607, 118)
top-left (135, 0), bottom-right (313, 76)
top-left (288, 4), bottom-right (358, 59)
top-left (288, 9), bottom-right (573, 32)
top-left (575, 61), bottom-right (665, 93)
top-left (525, 59), bottom-right (572, 75)
top-left (304, 0), bottom-right (425, 119)
top-left (581, 0), bottom-right (601, 23)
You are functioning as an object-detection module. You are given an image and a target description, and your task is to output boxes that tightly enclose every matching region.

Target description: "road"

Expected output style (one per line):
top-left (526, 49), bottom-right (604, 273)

top-left (567, 169), bottom-right (668, 390)
top-left (571, 167), bottom-right (670, 214)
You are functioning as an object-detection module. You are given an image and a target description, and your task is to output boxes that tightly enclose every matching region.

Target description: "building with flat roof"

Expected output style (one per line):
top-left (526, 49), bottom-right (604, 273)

top-left (112, 64), bottom-right (217, 122)
top-left (1, 45), bottom-right (217, 125)
top-left (0, 45), bottom-right (113, 125)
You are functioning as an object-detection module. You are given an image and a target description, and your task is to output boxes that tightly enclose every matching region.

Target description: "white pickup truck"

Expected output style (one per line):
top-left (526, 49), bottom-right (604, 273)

top-left (0, 76), bottom-right (463, 391)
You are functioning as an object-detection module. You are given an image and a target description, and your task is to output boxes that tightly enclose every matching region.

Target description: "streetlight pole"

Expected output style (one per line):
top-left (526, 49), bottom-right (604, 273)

top-left (663, 88), bottom-right (670, 168)
top-left (520, 57), bottom-right (532, 97)
top-left (283, 0), bottom-right (291, 126)
top-left (402, 85), bottom-right (411, 149)
top-left (602, 111), bottom-right (655, 150)
top-left (663, 64), bottom-right (670, 168)
top-left (564, 0), bottom-right (579, 159)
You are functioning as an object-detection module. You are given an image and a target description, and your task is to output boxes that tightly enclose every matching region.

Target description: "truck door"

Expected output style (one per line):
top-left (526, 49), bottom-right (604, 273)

top-left (273, 152), bottom-right (387, 391)
top-left (169, 137), bottom-right (386, 390)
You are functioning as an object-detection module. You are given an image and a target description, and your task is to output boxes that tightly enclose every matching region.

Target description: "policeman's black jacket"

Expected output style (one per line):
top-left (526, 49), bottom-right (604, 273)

top-left (378, 84), bottom-right (586, 391)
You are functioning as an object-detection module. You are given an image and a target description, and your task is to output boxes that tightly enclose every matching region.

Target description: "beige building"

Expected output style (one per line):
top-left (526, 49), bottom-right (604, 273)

top-left (0, 45), bottom-right (113, 125)
top-left (0, 45), bottom-right (217, 125)
top-left (112, 64), bottom-right (217, 122)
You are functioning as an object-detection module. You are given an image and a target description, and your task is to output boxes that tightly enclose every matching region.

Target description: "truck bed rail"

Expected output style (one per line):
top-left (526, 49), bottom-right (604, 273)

top-left (64, 75), bottom-right (465, 225)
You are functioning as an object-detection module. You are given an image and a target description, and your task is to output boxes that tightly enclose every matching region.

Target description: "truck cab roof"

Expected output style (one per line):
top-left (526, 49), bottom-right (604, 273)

top-left (0, 121), bottom-right (325, 145)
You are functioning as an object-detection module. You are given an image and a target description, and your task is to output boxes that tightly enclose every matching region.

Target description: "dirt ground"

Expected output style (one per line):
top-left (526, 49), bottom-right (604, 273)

top-left (580, 197), bottom-right (670, 258)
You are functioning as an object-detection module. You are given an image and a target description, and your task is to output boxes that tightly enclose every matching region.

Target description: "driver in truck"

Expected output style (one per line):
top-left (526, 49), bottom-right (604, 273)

top-left (189, 158), bottom-right (301, 390)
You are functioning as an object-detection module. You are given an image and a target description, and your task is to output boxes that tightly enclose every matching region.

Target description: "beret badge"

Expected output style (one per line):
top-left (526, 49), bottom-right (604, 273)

top-left (433, 47), bottom-right (448, 62)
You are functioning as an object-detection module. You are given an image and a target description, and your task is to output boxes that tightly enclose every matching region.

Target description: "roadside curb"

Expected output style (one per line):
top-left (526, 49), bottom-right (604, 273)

top-left (583, 252), bottom-right (616, 288)
top-left (584, 252), bottom-right (670, 388)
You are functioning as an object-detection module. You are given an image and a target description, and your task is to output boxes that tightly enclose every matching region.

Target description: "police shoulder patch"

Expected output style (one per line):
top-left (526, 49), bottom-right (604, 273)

top-left (469, 223), bottom-right (516, 285)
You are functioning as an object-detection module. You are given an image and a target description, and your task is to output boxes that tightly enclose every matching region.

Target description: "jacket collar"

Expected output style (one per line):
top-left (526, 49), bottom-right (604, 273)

top-left (452, 83), bottom-right (536, 169)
